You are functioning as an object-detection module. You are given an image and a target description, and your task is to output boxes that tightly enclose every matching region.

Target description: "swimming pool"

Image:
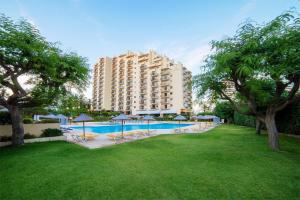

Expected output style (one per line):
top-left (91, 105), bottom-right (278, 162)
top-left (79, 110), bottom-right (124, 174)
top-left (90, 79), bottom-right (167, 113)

top-left (70, 123), bottom-right (194, 134)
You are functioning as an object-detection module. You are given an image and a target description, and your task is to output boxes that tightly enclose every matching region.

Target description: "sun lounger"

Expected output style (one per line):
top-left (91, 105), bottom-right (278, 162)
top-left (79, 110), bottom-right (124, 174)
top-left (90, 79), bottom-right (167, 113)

top-left (61, 127), bottom-right (72, 133)
top-left (135, 131), bottom-right (148, 137)
top-left (71, 134), bottom-right (85, 143)
top-left (124, 132), bottom-right (139, 139)
top-left (147, 130), bottom-right (157, 136)
top-left (182, 128), bottom-right (189, 133)
top-left (174, 129), bottom-right (181, 134)
top-left (80, 133), bottom-right (97, 141)
top-left (107, 134), bottom-right (124, 144)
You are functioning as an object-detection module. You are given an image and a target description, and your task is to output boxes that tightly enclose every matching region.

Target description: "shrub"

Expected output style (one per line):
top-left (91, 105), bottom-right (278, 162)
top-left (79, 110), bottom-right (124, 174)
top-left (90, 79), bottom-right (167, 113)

top-left (41, 128), bottom-right (63, 137)
top-left (37, 119), bottom-right (59, 123)
top-left (232, 102), bottom-right (300, 135)
top-left (0, 136), bottom-right (11, 142)
top-left (24, 133), bottom-right (36, 139)
top-left (93, 116), bottom-right (112, 122)
top-left (0, 112), bottom-right (11, 125)
top-left (197, 112), bottom-right (214, 116)
top-left (23, 118), bottom-right (33, 124)
top-left (276, 102), bottom-right (300, 135)
top-left (233, 112), bottom-right (256, 127)
top-left (214, 101), bottom-right (234, 123)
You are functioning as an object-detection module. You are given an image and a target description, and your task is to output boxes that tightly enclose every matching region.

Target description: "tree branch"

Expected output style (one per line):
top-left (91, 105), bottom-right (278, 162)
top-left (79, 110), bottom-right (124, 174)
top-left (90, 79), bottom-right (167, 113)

top-left (0, 96), bottom-right (8, 108)
top-left (219, 90), bottom-right (253, 115)
top-left (275, 79), bottom-right (300, 112)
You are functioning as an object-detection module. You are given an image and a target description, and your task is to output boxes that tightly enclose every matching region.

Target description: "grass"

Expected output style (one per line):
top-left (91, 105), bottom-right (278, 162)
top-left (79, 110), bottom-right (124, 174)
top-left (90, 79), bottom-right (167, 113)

top-left (0, 125), bottom-right (300, 200)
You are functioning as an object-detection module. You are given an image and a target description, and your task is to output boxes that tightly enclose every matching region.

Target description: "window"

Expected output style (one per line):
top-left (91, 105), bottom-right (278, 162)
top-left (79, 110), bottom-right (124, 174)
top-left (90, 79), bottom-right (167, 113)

top-left (165, 93), bottom-right (167, 96)
top-left (165, 105), bottom-right (167, 109)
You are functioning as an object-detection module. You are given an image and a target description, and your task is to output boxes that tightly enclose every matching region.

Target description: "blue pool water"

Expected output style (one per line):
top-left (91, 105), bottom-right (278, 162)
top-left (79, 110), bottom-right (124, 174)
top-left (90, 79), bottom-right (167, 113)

top-left (71, 123), bottom-right (193, 134)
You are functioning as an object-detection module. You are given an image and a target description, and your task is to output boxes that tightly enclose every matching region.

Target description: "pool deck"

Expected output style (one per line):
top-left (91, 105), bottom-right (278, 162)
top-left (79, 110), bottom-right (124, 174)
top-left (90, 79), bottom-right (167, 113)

top-left (64, 122), bottom-right (217, 149)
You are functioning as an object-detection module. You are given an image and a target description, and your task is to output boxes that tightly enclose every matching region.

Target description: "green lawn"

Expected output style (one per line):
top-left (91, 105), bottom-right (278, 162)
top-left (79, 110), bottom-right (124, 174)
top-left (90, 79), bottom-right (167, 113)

top-left (1, 125), bottom-right (300, 200)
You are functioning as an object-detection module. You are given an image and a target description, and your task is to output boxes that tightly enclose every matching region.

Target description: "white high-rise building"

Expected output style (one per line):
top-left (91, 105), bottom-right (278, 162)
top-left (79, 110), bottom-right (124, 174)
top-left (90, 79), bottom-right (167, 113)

top-left (92, 50), bottom-right (192, 115)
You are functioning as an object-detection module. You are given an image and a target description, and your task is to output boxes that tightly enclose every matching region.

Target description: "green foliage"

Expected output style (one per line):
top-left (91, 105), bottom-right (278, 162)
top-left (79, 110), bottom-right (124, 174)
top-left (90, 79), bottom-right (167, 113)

top-left (0, 136), bottom-right (11, 142)
top-left (155, 114), bottom-right (176, 121)
top-left (233, 102), bottom-right (300, 135)
top-left (0, 112), bottom-right (11, 125)
top-left (41, 128), bottom-right (63, 137)
top-left (214, 101), bottom-right (234, 122)
top-left (52, 93), bottom-right (90, 117)
top-left (1, 125), bottom-right (300, 199)
top-left (0, 13), bottom-right (89, 108)
top-left (197, 111), bottom-right (214, 116)
top-left (22, 107), bottom-right (49, 118)
top-left (276, 103), bottom-right (300, 135)
top-left (97, 110), bottom-right (120, 117)
top-left (193, 11), bottom-right (300, 117)
top-left (91, 116), bottom-right (112, 122)
top-left (23, 133), bottom-right (36, 139)
top-left (38, 119), bottom-right (59, 124)
top-left (234, 112), bottom-right (256, 127)
top-left (84, 110), bottom-right (120, 121)
top-left (23, 118), bottom-right (33, 124)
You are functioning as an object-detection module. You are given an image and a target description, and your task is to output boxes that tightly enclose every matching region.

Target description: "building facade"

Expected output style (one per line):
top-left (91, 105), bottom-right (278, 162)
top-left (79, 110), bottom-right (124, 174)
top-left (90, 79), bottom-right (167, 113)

top-left (92, 50), bottom-right (192, 115)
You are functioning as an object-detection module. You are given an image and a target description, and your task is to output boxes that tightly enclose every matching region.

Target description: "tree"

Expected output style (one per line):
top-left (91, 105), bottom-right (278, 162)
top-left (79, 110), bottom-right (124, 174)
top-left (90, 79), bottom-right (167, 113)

top-left (193, 11), bottom-right (300, 150)
top-left (52, 93), bottom-right (90, 117)
top-left (0, 14), bottom-right (89, 146)
top-left (214, 101), bottom-right (234, 123)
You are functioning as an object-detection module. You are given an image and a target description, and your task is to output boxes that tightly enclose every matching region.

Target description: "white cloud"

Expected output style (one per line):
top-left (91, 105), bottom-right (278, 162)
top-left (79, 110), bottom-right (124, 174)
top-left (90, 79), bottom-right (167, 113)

top-left (16, 0), bottom-right (38, 27)
top-left (144, 37), bottom-right (214, 75)
top-left (234, 0), bottom-right (257, 22)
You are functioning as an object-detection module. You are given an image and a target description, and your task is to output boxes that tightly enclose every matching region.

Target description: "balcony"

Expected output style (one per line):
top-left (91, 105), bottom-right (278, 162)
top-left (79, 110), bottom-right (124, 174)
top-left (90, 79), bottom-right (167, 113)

top-left (151, 105), bottom-right (159, 110)
top-left (141, 70), bottom-right (147, 75)
top-left (161, 82), bottom-right (170, 87)
top-left (140, 65), bottom-right (147, 70)
top-left (139, 101), bottom-right (146, 105)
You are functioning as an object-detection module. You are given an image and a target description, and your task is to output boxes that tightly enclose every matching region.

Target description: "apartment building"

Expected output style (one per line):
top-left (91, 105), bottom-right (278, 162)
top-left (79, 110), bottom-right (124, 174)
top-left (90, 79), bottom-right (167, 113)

top-left (92, 50), bottom-right (192, 116)
top-left (223, 81), bottom-right (236, 99)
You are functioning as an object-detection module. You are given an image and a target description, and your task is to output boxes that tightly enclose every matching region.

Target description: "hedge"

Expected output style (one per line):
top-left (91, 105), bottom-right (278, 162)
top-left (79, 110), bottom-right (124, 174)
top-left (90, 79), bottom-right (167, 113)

top-left (233, 112), bottom-right (256, 128)
top-left (41, 128), bottom-right (63, 137)
top-left (233, 102), bottom-right (300, 135)
top-left (0, 112), bottom-right (11, 125)
top-left (276, 103), bottom-right (300, 135)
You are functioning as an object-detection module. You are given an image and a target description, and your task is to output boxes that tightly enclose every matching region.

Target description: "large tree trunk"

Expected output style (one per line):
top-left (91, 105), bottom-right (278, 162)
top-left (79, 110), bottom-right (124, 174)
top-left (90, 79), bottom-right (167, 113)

top-left (255, 118), bottom-right (262, 135)
top-left (10, 105), bottom-right (24, 146)
top-left (265, 112), bottom-right (279, 150)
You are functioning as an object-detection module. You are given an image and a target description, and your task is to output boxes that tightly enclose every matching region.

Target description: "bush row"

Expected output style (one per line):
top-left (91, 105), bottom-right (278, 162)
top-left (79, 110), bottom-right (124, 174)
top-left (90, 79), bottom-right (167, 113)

top-left (0, 113), bottom-right (59, 125)
top-left (0, 128), bottom-right (63, 142)
top-left (232, 103), bottom-right (300, 135)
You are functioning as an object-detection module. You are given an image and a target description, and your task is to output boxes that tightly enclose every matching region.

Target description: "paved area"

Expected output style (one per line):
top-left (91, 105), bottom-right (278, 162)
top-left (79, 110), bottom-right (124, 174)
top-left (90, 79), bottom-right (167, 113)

top-left (64, 123), bottom-right (217, 149)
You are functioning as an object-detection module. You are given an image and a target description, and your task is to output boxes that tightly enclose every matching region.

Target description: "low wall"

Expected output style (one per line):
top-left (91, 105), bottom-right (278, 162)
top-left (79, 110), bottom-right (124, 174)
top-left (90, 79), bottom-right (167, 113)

top-left (0, 136), bottom-right (66, 147)
top-left (0, 123), bottom-right (60, 137)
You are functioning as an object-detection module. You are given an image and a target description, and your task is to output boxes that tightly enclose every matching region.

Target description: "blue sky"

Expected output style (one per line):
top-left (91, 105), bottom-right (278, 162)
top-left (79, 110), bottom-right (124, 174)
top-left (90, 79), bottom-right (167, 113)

top-left (1, 0), bottom-right (299, 97)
